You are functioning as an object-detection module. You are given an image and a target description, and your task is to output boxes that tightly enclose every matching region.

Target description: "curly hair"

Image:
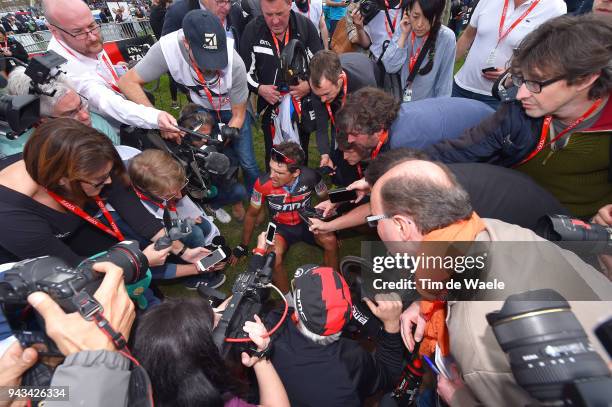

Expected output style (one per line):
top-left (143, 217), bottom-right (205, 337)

top-left (335, 87), bottom-right (400, 136)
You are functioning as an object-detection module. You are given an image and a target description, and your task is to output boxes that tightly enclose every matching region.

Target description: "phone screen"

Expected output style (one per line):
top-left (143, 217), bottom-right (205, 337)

top-left (265, 222), bottom-right (277, 244)
top-left (197, 247), bottom-right (227, 271)
top-left (329, 188), bottom-right (358, 203)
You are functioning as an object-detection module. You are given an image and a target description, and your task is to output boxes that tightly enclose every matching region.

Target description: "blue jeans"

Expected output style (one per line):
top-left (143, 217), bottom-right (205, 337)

top-left (452, 80), bottom-right (501, 111)
top-left (201, 108), bottom-right (260, 194)
top-left (206, 182), bottom-right (247, 210)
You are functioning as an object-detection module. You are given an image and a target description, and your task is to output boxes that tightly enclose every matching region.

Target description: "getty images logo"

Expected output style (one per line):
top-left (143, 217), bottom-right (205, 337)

top-left (203, 33), bottom-right (218, 50)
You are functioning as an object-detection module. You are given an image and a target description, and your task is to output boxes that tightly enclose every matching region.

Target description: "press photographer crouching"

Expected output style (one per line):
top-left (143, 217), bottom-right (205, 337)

top-left (0, 119), bottom-right (208, 289)
top-left (0, 66), bottom-right (118, 158)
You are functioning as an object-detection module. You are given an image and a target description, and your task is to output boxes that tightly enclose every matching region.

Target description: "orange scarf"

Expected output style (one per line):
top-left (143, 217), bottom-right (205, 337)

top-left (417, 212), bottom-right (486, 357)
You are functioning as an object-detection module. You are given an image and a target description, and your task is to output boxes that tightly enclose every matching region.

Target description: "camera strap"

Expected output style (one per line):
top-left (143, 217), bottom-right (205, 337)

top-left (383, 0), bottom-right (399, 38)
top-left (46, 190), bottom-right (125, 241)
top-left (403, 33), bottom-right (433, 98)
top-left (356, 129), bottom-right (389, 177)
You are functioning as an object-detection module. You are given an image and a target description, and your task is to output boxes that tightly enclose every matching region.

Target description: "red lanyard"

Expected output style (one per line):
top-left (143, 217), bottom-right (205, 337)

top-left (55, 37), bottom-right (121, 93)
top-left (384, 0), bottom-right (399, 39)
top-left (270, 27), bottom-right (290, 58)
top-left (325, 71), bottom-right (348, 127)
top-left (191, 61), bottom-right (224, 121)
top-left (408, 31), bottom-right (429, 74)
top-left (133, 188), bottom-right (177, 212)
top-left (46, 190), bottom-right (125, 241)
top-left (517, 98), bottom-right (603, 166)
top-left (497, 0), bottom-right (541, 46)
top-left (356, 130), bottom-right (389, 177)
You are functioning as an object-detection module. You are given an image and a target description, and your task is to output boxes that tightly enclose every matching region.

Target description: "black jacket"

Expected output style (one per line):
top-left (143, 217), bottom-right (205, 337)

top-left (266, 310), bottom-right (404, 407)
top-left (240, 11), bottom-right (322, 114)
top-left (149, 5), bottom-right (167, 40)
top-left (1, 37), bottom-right (28, 75)
top-left (161, 0), bottom-right (246, 52)
top-left (425, 101), bottom-right (543, 167)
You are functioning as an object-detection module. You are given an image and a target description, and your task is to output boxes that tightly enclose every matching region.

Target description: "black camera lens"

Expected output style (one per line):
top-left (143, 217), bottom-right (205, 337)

top-left (487, 289), bottom-right (612, 402)
top-left (95, 241), bottom-right (149, 284)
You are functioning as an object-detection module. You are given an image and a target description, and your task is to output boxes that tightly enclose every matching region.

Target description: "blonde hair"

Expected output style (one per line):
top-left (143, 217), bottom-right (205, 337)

top-left (128, 149), bottom-right (186, 198)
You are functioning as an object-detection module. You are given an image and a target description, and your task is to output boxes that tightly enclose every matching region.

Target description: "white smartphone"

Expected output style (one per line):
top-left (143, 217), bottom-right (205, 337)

top-left (265, 222), bottom-right (277, 245)
top-left (197, 247), bottom-right (228, 272)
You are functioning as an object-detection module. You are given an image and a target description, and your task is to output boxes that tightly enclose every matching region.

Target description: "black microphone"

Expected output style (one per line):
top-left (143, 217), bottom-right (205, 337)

top-left (212, 235), bottom-right (226, 247)
top-left (202, 151), bottom-right (230, 175)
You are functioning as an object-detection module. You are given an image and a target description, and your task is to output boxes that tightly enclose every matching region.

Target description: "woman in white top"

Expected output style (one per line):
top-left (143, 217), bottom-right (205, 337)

top-left (381, 0), bottom-right (456, 102)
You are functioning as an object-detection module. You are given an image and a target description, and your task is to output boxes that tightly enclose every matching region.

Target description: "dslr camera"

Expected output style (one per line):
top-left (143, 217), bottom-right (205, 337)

top-left (0, 241), bottom-right (148, 354)
top-left (537, 214), bottom-right (612, 255)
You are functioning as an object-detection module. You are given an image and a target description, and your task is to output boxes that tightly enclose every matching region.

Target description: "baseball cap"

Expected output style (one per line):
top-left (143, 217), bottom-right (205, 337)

top-left (293, 265), bottom-right (353, 336)
top-left (182, 9), bottom-right (228, 71)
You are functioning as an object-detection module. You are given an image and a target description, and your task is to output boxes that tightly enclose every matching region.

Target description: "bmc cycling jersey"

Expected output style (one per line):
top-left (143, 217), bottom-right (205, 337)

top-left (251, 167), bottom-right (327, 225)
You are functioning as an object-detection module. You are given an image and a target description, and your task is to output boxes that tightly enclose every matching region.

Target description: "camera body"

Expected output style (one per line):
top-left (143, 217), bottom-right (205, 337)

top-left (354, 0), bottom-right (381, 25)
top-left (211, 252), bottom-right (275, 356)
top-left (0, 241), bottom-right (148, 353)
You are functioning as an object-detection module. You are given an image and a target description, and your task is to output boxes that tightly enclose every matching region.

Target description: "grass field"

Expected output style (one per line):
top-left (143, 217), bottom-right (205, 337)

top-left (149, 75), bottom-right (363, 297)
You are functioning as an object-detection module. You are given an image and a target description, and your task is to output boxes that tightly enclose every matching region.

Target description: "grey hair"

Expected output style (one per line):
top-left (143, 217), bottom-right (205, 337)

top-left (295, 318), bottom-right (342, 345)
top-left (7, 67), bottom-right (76, 117)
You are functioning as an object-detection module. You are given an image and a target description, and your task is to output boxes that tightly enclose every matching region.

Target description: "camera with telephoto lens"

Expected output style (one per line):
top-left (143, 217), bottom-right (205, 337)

top-left (0, 241), bottom-right (148, 355)
top-left (352, 0), bottom-right (381, 25)
top-left (0, 50), bottom-right (67, 140)
top-left (487, 289), bottom-right (612, 406)
top-left (537, 214), bottom-right (612, 255)
top-left (203, 252), bottom-right (275, 357)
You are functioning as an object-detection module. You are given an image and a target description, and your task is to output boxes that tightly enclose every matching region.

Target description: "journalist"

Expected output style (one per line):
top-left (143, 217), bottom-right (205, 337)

top-left (43, 0), bottom-right (181, 139)
top-left (308, 50), bottom-right (378, 171)
top-left (381, 0), bottom-right (456, 102)
top-left (368, 158), bottom-right (612, 406)
top-left (240, 0), bottom-right (322, 167)
top-left (0, 119), bottom-right (207, 268)
top-left (1, 67), bottom-right (118, 158)
top-left (426, 14), bottom-right (612, 218)
top-left (119, 9), bottom-right (260, 194)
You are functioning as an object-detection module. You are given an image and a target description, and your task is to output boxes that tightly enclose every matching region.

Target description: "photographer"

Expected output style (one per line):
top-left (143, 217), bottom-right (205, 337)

top-left (368, 157), bottom-right (612, 406)
top-left (132, 234), bottom-right (290, 407)
top-left (0, 119), bottom-right (207, 270)
top-left (240, 0), bottom-right (323, 167)
top-left (233, 142), bottom-right (336, 302)
top-left (1, 66), bottom-right (118, 158)
top-left (265, 265), bottom-right (404, 406)
top-left (43, 0), bottom-right (181, 139)
top-left (22, 261), bottom-right (137, 406)
top-left (350, 0), bottom-right (403, 96)
top-left (381, 0), bottom-right (456, 102)
top-left (426, 14), bottom-right (612, 219)
top-left (177, 105), bottom-right (249, 223)
top-left (119, 9), bottom-right (260, 194)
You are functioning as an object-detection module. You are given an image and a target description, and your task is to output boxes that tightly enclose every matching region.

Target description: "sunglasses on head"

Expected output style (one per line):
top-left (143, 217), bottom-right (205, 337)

top-left (271, 148), bottom-right (296, 165)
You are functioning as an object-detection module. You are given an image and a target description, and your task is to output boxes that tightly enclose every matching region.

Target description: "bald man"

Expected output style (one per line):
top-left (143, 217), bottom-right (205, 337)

top-left (368, 159), bottom-right (612, 406)
top-left (44, 0), bottom-right (181, 140)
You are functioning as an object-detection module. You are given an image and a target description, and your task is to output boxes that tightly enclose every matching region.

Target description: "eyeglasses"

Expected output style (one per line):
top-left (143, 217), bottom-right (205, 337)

top-left (157, 177), bottom-right (189, 202)
top-left (366, 214), bottom-right (391, 227)
top-left (511, 75), bottom-right (565, 94)
top-left (271, 147), bottom-right (296, 164)
top-left (50, 22), bottom-right (101, 40)
top-left (78, 171), bottom-right (112, 189)
top-left (50, 94), bottom-right (89, 120)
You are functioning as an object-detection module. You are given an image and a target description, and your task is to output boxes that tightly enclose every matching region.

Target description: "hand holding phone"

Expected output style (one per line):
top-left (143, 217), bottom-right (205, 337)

top-left (328, 187), bottom-right (358, 203)
top-left (197, 247), bottom-right (228, 272)
top-left (265, 222), bottom-right (277, 245)
top-left (481, 67), bottom-right (496, 73)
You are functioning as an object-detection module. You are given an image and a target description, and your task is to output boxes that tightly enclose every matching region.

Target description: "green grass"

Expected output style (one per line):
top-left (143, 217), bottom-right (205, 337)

top-left (149, 75), bottom-right (363, 298)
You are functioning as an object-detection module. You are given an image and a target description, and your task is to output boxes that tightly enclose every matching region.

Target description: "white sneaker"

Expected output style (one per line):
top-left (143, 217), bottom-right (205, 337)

top-left (214, 207), bottom-right (232, 224)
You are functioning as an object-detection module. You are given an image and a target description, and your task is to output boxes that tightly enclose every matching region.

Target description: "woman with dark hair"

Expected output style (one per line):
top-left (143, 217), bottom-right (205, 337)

top-left (381, 0), bottom-right (456, 102)
top-left (0, 26), bottom-right (28, 77)
top-left (0, 118), bottom-right (207, 267)
top-left (133, 233), bottom-right (290, 407)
